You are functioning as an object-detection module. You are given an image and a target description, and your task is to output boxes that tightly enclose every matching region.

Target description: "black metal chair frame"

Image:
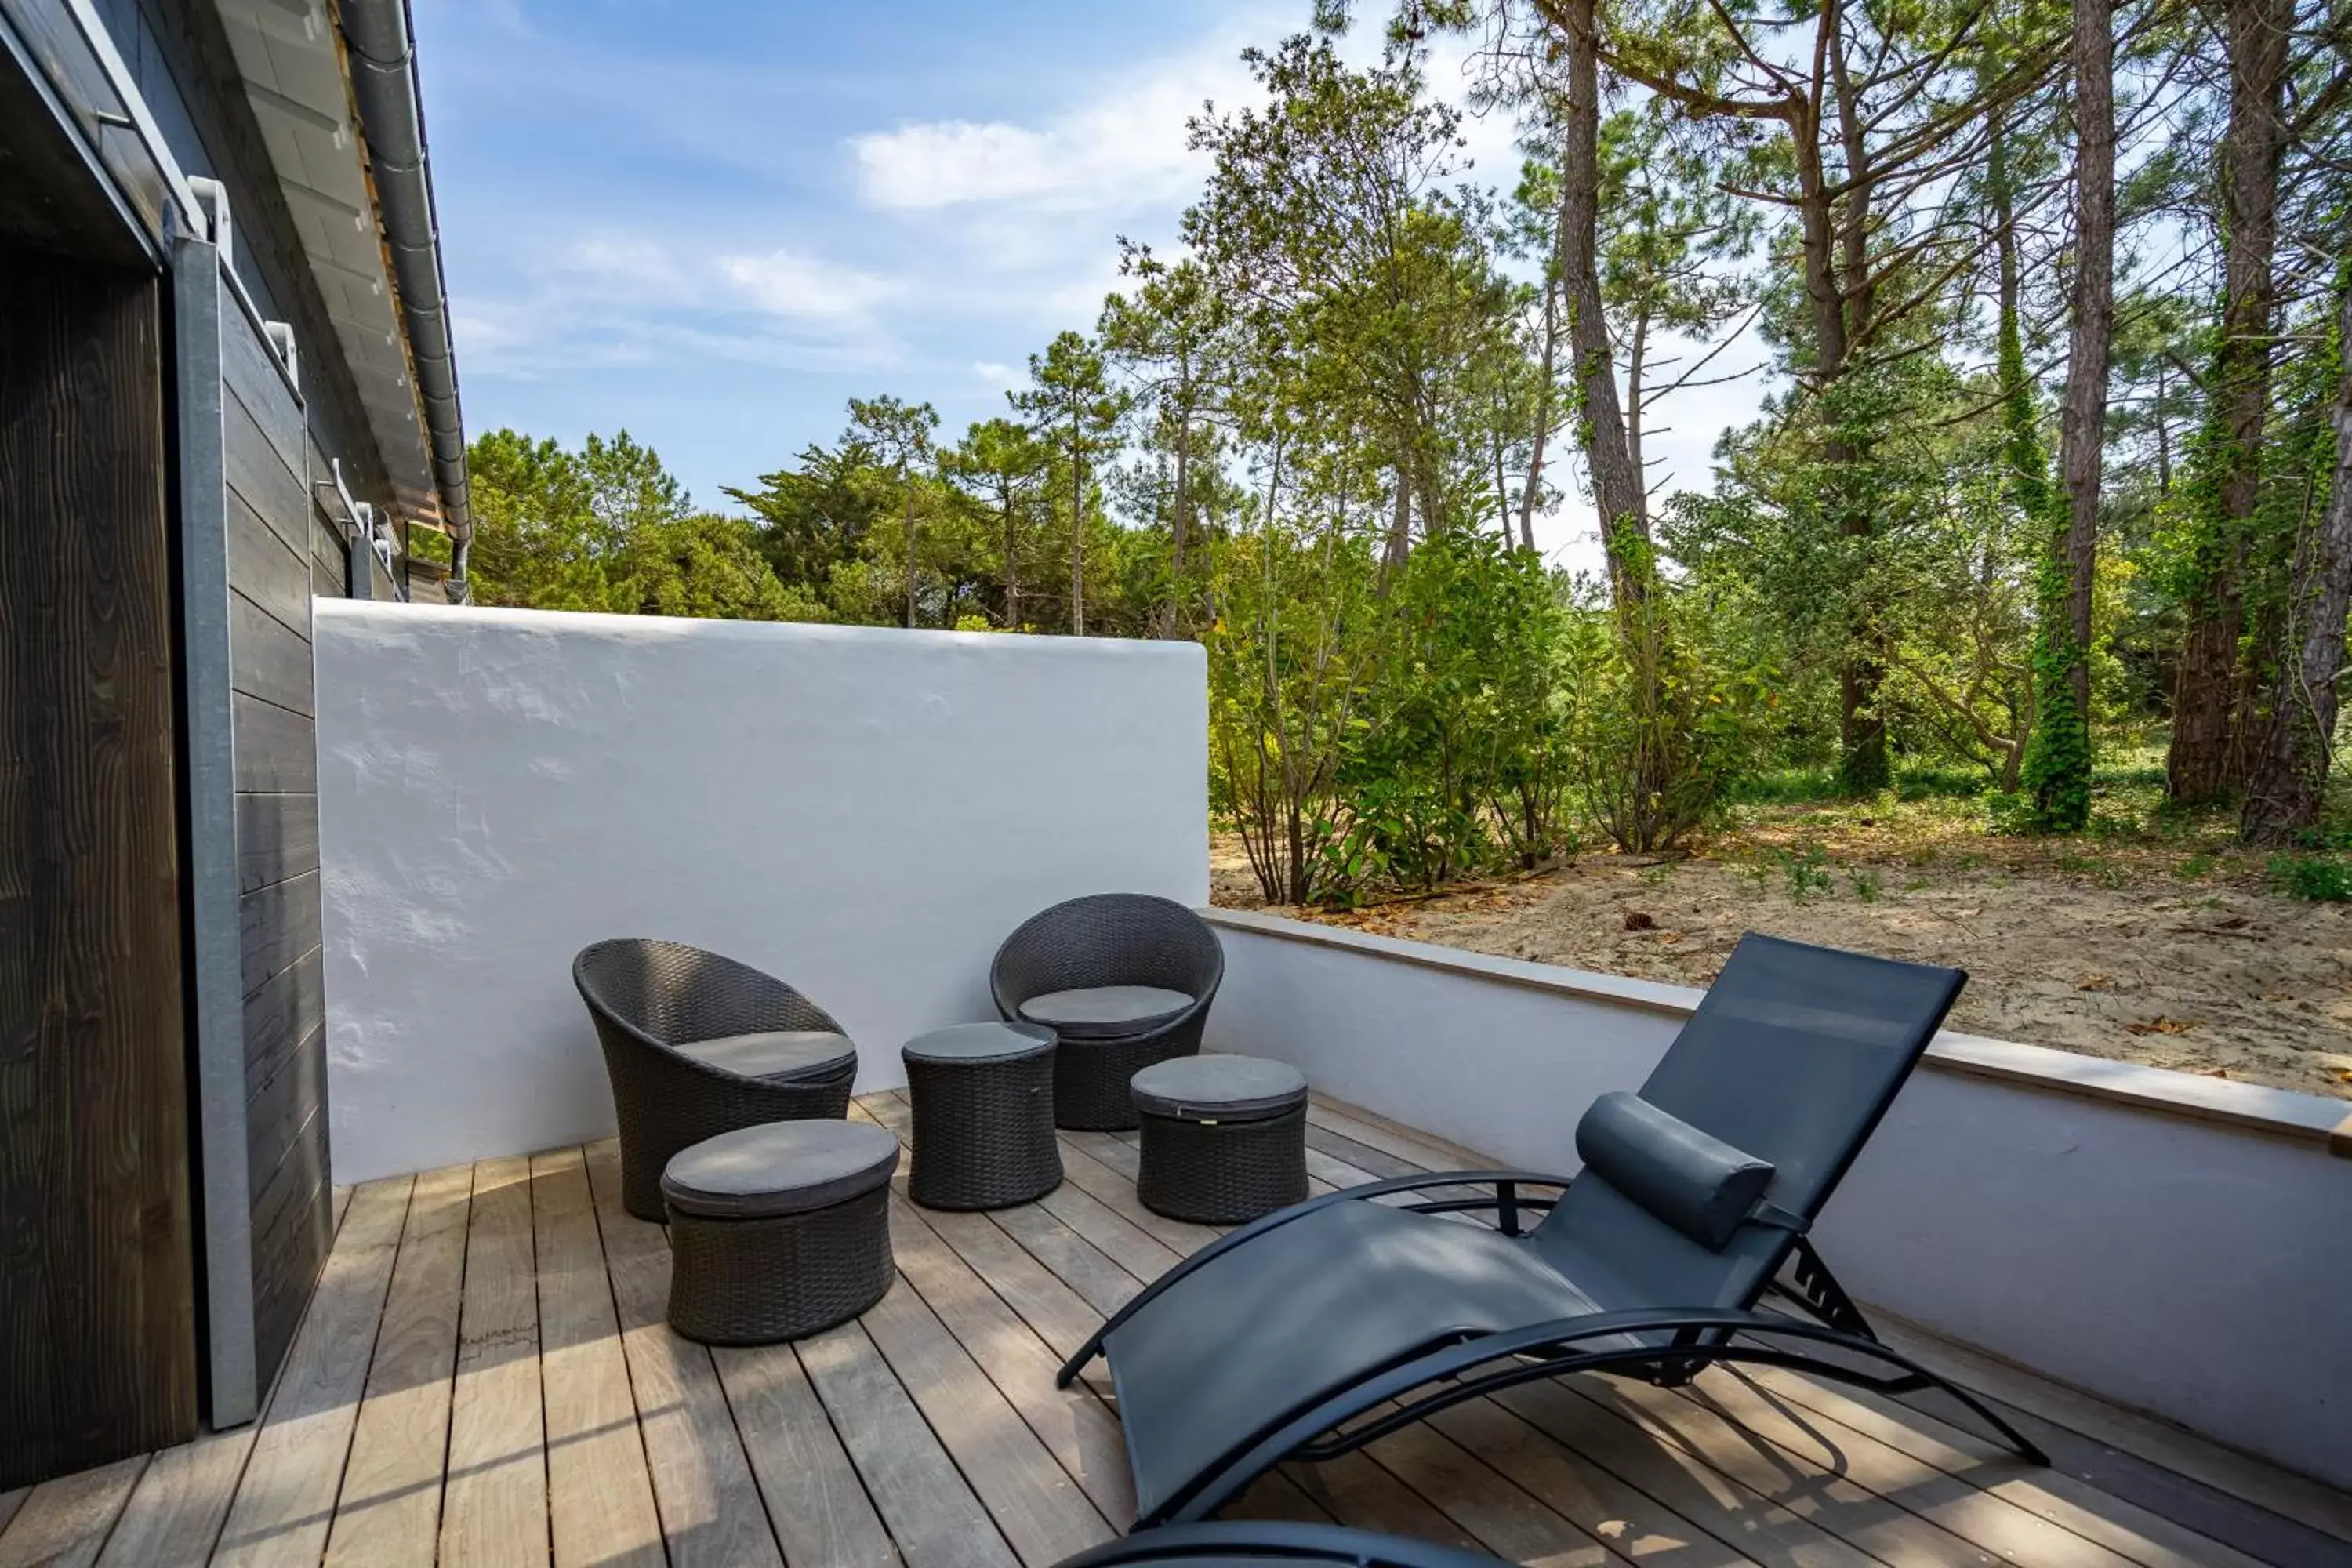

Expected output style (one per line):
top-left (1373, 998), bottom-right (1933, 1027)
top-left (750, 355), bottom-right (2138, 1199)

top-left (574, 938), bottom-right (858, 1221)
top-left (1059, 1169), bottom-right (2048, 1526)
top-left (989, 893), bottom-right (1225, 1131)
top-left (1053, 1519), bottom-right (1508, 1567)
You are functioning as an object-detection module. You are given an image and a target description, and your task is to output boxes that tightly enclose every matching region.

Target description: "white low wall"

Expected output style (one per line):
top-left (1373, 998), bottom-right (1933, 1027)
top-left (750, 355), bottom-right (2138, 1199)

top-left (1204, 908), bottom-right (2352, 1492)
top-left (315, 602), bottom-right (1206, 1185)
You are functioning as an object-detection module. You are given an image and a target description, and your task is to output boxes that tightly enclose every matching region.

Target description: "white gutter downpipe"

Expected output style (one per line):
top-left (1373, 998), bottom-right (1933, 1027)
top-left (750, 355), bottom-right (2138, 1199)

top-left (339, 0), bottom-right (471, 599)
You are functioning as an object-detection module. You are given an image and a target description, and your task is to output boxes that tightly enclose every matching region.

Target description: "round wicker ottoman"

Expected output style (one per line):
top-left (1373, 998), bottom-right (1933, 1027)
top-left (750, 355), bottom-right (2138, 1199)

top-left (903, 1022), bottom-right (1062, 1210)
top-left (1131, 1054), bottom-right (1311, 1224)
top-left (661, 1120), bottom-right (899, 1345)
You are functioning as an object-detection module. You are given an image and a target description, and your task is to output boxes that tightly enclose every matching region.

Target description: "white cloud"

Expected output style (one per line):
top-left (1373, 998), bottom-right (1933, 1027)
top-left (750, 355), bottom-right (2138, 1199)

top-left (718, 249), bottom-right (897, 326)
top-left (849, 44), bottom-right (1251, 214)
top-left (455, 234), bottom-right (901, 378)
top-left (971, 360), bottom-right (1021, 388)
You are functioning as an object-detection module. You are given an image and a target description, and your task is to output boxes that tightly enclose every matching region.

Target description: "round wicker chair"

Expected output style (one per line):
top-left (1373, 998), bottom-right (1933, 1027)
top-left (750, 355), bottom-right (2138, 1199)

top-left (989, 894), bottom-right (1225, 1131)
top-left (574, 938), bottom-right (858, 1220)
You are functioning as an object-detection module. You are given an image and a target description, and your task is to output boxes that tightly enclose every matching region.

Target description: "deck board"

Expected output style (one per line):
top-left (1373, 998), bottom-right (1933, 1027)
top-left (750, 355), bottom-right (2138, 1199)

top-left (1493, 1379), bottom-right (1879, 1568)
top-left (799, 1319), bottom-right (1019, 1568)
top-left (707, 1339), bottom-right (900, 1568)
top-left (528, 1148), bottom-right (663, 1568)
top-left (437, 1156), bottom-right (548, 1568)
top-left (0, 1457), bottom-right (147, 1568)
top-left (324, 1163), bottom-right (471, 1568)
top-left (583, 1142), bottom-right (784, 1568)
top-left (9, 1093), bottom-right (2335, 1567)
top-left (884, 1199), bottom-right (1138, 1522)
top-left (212, 1177), bottom-right (412, 1568)
top-left (94, 1427), bottom-right (254, 1566)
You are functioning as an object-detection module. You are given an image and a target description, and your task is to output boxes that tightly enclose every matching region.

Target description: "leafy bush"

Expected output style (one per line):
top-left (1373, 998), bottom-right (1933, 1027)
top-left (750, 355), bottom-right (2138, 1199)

top-left (1566, 582), bottom-right (1767, 854)
top-left (2269, 855), bottom-right (2352, 902)
top-left (1777, 844), bottom-right (1832, 902)
top-left (1342, 533), bottom-right (1568, 889)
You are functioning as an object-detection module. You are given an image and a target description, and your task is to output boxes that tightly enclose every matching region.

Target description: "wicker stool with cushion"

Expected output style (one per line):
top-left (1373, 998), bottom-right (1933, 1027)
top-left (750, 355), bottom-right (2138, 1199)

top-left (575, 938), bottom-right (860, 1220)
top-left (991, 894), bottom-right (1225, 1131)
top-left (661, 1119), bottom-right (899, 1345)
top-left (902, 1022), bottom-right (1062, 1210)
top-left (1131, 1054), bottom-right (1310, 1224)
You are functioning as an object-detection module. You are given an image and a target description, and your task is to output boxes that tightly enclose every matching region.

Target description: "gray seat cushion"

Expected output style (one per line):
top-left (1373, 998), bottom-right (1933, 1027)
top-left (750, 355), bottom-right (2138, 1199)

top-left (1131, 1054), bottom-right (1308, 1123)
top-left (903, 1021), bottom-right (1055, 1064)
top-left (675, 1029), bottom-right (857, 1082)
top-left (661, 1119), bottom-right (901, 1220)
top-left (1018, 985), bottom-right (1194, 1039)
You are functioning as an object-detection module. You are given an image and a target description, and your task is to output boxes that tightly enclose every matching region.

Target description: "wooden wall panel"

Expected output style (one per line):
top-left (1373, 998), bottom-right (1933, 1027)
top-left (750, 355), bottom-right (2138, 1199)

top-left (179, 239), bottom-right (332, 1427)
top-left (229, 490), bottom-right (310, 635)
top-left (231, 689), bottom-right (318, 793)
top-left (0, 244), bottom-right (198, 1489)
top-left (236, 792), bottom-right (319, 894)
top-left (223, 280), bottom-right (328, 1425)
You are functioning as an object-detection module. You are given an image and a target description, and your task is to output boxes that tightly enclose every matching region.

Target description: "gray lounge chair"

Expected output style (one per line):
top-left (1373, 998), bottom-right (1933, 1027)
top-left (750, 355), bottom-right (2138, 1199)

top-left (1058, 932), bottom-right (2046, 1526)
top-left (1052, 1523), bottom-right (1506, 1566)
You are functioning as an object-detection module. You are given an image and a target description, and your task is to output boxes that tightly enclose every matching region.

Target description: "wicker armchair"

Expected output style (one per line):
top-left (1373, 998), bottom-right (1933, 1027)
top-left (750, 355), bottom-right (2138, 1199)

top-left (574, 938), bottom-right (858, 1219)
top-left (989, 894), bottom-right (1225, 1130)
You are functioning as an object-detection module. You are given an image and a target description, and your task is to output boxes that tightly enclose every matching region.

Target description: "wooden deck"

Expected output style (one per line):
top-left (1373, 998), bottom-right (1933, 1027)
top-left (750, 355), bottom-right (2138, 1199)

top-left (5, 1092), bottom-right (2348, 1568)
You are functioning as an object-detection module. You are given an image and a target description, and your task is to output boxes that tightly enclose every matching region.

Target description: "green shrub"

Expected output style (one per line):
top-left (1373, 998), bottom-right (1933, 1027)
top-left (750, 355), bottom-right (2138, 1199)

top-left (1777, 844), bottom-right (1832, 902)
top-left (1984, 791), bottom-right (2037, 835)
top-left (2269, 855), bottom-right (2352, 902)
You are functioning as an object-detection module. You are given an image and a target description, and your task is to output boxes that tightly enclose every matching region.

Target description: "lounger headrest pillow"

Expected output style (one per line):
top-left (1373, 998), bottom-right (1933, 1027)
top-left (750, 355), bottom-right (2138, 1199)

top-left (1575, 1091), bottom-right (1777, 1250)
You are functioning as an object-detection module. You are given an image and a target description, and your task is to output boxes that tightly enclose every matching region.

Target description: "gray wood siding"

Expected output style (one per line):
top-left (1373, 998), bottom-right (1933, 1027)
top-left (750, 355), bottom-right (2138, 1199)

top-left (182, 241), bottom-right (332, 1424)
top-left (220, 281), bottom-right (328, 1404)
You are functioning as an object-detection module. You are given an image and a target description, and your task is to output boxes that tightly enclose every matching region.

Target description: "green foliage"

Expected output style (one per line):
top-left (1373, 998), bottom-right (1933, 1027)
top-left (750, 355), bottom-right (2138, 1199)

top-left (1341, 532), bottom-right (1573, 889)
top-left (1775, 844), bottom-right (1832, 902)
top-left (467, 429), bottom-right (815, 622)
top-left (452, 0), bottom-right (2352, 911)
top-left (2268, 855), bottom-right (2352, 902)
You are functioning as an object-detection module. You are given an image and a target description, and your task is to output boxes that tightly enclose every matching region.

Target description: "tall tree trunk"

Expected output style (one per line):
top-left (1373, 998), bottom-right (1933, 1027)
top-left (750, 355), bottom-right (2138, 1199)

top-left (2019, 7), bottom-right (2111, 832)
top-left (902, 478), bottom-right (918, 629)
top-left (1165, 411), bottom-right (1191, 637)
top-left (1773, 2), bottom-right (1886, 792)
top-left (1559, 0), bottom-right (1646, 604)
top-left (2241, 280), bottom-right (2352, 842)
top-left (1518, 149), bottom-right (1571, 553)
top-left (2057, 0), bottom-right (2112, 750)
top-left (1625, 307), bottom-right (1650, 530)
top-left (1004, 485), bottom-right (1021, 630)
top-left (1824, 5), bottom-right (1893, 795)
top-left (1492, 424), bottom-right (1510, 536)
top-left (1382, 463), bottom-right (1412, 576)
top-left (2155, 361), bottom-right (2173, 495)
top-left (1069, 412), bottom-right (1086, 637)
top-left (1988, 98), bottom-right (2054, 524)
top-left (2166, 0), bottom-right (2291, 803)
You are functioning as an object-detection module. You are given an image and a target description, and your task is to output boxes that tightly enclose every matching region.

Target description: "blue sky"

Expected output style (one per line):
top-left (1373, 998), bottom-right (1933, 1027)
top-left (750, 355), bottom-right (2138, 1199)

top-left (414, 0), bottom-right (1768, 571)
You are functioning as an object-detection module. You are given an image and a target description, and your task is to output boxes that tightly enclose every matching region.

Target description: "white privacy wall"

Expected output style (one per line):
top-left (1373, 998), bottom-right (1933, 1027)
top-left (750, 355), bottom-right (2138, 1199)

top-left (316, 601), bottom-right (1207, 1185)
top-left (1203, 909), bottom-right (2352, 1492)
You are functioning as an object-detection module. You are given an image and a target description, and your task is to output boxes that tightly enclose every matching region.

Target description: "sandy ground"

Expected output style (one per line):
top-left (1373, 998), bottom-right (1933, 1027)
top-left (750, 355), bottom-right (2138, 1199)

top-left (1211, 814), bottom-right (2352, 1102)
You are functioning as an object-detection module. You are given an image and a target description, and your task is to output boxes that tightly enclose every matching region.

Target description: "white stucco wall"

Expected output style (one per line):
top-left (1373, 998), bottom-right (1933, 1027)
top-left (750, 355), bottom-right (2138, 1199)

top-left (1203, 909), bottom-right (2352, 1491)
top-left (316, 601), bottom-right (1207, 1185)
